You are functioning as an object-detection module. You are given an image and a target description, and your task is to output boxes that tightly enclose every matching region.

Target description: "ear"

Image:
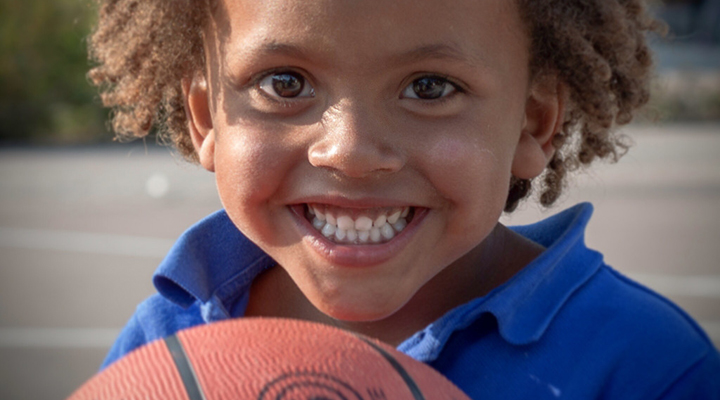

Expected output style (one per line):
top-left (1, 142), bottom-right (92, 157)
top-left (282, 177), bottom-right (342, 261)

top-left (182, 74), bottom-right (216, 172)
top-left (511, 78), bottom-right (566, 180)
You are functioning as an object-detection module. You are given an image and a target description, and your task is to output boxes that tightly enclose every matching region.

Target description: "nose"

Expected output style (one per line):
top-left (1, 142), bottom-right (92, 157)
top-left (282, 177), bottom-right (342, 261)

top-left (308, 101), bottom-right (405, 178)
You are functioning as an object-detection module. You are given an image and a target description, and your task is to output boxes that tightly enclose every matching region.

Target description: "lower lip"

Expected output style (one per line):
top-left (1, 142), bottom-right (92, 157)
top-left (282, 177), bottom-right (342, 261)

top-left (289, 205), bottom-right (428, 268)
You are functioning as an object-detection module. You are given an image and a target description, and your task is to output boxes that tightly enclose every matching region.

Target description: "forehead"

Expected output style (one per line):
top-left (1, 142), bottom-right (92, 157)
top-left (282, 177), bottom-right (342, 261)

top-left (207, 0), bottom-right (528, 73)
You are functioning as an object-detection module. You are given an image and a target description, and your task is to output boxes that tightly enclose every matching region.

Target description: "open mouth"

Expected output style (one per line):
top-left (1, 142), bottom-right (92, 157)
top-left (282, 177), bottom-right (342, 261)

top-left (304, 203), bottom-right (415, 245)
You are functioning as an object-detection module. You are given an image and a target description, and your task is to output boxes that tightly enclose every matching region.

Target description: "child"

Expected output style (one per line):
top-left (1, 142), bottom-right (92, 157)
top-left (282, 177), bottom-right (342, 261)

top-left (89, 0), bottom-right (720, 398)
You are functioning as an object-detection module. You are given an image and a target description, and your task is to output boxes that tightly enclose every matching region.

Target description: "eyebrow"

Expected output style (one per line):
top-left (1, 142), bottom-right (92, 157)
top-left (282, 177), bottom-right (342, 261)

top-left (228, 41), bottom-right (485, 70)
top-left (390, 43), bottom-right (485, 68)
top-left (256, 41), bottom-right (310, 58)
top-left (227, 41), bottom-right (313, 67)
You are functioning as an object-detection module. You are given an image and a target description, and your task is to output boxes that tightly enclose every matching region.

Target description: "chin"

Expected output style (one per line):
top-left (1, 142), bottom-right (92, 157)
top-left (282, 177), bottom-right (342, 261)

top-left (311, 293), bottom-right (406, 323)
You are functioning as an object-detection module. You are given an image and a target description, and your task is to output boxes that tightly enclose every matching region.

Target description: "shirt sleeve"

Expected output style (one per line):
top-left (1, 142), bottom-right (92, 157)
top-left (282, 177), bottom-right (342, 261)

top-left (657, 348), bottom-right (720, 399)
top-left (99, 313), bottom-right (149, 371)
top-left (99, 294), bottom-right (206, 371)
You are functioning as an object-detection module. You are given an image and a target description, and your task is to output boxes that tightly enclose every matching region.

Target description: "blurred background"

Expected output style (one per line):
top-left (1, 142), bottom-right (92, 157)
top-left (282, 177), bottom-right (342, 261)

top-left (0, 0), bottom-right (719, 398)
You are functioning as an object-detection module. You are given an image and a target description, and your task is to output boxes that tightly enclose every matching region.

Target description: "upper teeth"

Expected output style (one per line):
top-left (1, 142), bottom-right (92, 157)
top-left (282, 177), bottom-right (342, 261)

top-left (308, 205), bottom-right (411, 244)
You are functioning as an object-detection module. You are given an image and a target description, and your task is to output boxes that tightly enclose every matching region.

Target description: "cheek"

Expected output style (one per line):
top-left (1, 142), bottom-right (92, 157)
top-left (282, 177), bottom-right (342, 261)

top-left (214, 128), bottom-right (294, 210)
top-left (425, 134), bottom-right (513, 200)
top-left (421, 129), bottom-right (516, 241)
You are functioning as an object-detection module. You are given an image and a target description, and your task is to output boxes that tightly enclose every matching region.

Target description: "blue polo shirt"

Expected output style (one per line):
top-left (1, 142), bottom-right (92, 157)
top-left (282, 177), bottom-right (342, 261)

top-left (102, 203), bottom-right (720, 399)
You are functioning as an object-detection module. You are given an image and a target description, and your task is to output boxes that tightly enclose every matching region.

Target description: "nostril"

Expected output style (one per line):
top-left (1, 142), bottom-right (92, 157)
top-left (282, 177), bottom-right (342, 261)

top-left (309, 109), bottom-right (405, 177)
top-left (308, 140), bottom-right (404, 178)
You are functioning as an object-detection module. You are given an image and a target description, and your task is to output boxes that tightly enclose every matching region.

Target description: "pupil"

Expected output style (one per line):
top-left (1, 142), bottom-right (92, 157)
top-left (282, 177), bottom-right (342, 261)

top-left (413, 77), bottom-right (445, 99)
top-left (272, 73), bottom-right (304, 97)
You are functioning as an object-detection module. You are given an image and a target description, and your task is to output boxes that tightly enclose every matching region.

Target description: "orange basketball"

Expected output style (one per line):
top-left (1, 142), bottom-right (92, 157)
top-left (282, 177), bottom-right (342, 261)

top-left (69, 318), bottom-right (471, 400)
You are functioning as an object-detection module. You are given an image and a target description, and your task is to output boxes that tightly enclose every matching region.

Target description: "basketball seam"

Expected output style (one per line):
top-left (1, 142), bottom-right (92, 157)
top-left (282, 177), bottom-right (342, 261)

top-left (356, 336), bottom-right (426, 400)
top-left (164, 334), bottom-right (208, 400)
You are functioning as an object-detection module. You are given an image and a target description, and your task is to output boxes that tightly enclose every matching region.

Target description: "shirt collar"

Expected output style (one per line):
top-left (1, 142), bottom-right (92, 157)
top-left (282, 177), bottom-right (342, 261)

top-left (489, 202), bottom-right (603, 344)
top-left (153, 203), bottom-right (603, 357)
top-left (152, 210), bottom-right (274, 320)
top-left (398, 202), bottom-right (604, 361)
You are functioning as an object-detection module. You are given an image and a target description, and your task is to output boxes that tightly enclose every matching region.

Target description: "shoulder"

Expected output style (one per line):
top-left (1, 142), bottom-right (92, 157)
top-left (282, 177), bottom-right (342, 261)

top-left (100, 294), bottom-right (205, 370)
top-left (555, 265), bottom-right (720, 398)
top-left (577, 266), bottom-right (713, 349)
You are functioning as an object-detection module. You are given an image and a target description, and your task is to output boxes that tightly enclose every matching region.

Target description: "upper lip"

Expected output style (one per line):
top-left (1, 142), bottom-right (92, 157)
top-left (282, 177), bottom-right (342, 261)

top-left (290, 195), bottom-right (420, 209)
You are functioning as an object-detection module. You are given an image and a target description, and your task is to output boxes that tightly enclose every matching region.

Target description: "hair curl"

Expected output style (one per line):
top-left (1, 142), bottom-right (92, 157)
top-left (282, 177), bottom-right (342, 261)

top-left (88, 0), bottom-right (664, 211)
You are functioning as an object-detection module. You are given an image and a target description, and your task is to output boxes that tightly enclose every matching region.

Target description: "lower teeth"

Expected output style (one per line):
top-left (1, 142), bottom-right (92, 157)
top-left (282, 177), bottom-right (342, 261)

top-left (308, 209), bottom-right (412, 245)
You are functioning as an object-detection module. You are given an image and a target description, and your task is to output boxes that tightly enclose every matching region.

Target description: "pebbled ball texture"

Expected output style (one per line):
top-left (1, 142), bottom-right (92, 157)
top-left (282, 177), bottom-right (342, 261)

top-left (69, 318), bottom-right (471, 400)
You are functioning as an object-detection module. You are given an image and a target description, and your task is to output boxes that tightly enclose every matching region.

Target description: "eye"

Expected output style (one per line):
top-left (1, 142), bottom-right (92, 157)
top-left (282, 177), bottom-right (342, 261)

top-left (258, 71), bottom-right (315, 99)
top-left (402, 76), bottom-right (457, 100)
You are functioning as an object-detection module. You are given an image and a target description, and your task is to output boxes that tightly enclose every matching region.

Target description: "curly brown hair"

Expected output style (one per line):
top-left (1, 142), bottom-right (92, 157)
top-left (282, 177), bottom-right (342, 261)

top-left (87, 0), bottom-right (664, 212)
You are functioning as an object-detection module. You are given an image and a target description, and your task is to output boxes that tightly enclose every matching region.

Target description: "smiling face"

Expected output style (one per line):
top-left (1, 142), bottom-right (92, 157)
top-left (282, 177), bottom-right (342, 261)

top-left (186, 0), bottom-right (562, 324)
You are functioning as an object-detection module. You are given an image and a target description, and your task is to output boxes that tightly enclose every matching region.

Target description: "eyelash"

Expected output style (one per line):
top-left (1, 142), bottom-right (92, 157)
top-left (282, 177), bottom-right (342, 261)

top-left (401, 74), bottom-right (463, 104)
top-left (249, 68), bottom-right (316, 107)
top-left (247, 69), bottom-right (464, 108)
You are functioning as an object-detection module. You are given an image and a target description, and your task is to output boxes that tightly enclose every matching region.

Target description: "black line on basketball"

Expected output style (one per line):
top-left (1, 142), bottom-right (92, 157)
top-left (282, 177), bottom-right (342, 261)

top-left (164, 334), bottom-right (207, 400)
top-left (257, 370), bottom-right (365, 400)
top-left (276, 381), bottom-right (348, 399)
top-left (356, 337), bottom-right (426, 400)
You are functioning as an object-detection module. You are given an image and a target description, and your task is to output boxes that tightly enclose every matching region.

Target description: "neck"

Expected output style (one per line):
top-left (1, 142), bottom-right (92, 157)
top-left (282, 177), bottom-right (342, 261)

top-left (245, 224), bottom-right (544, 346)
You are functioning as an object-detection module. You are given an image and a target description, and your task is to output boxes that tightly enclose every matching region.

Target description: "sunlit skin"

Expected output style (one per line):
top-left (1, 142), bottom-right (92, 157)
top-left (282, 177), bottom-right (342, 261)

top-left (184, 0), bottom-right (565, 345)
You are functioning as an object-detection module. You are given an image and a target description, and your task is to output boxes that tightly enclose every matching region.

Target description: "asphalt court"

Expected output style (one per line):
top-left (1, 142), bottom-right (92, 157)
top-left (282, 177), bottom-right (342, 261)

top-left (1, 123), bottom-right (719, 399)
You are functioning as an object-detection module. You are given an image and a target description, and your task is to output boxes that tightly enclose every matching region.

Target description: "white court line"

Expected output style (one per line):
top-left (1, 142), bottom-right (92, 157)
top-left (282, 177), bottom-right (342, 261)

top-left (0, 227), bottom-right (174, 258)
top-left (626, 272), bottom-right (720, 299)
top-left (0, 328), bottom-right (121, 348)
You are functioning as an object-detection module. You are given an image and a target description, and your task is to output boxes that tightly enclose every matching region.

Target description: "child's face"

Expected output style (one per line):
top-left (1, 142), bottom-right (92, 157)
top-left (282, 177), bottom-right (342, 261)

top-left (190, 0), bottom-right (556, 322)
